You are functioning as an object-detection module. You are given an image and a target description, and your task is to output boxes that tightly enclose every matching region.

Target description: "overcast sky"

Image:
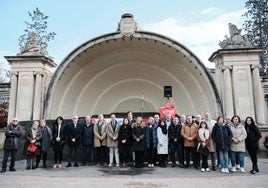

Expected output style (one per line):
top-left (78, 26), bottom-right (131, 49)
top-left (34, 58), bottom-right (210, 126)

top-left (0, 0), bottom-right (247, 70)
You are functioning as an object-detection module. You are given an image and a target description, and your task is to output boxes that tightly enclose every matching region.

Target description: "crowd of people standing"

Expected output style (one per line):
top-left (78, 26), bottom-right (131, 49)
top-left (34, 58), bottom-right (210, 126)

top-left (0, 111), bottom-right (263, 175)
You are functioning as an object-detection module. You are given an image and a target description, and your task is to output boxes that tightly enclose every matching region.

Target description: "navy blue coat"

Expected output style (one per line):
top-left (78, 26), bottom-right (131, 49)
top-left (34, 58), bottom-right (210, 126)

top-left (145, 124), bottom-right (158, 149)
top-left (81, 123), bottom-right (94, 146)
top-left (212, 123), bottom-right (233, 152)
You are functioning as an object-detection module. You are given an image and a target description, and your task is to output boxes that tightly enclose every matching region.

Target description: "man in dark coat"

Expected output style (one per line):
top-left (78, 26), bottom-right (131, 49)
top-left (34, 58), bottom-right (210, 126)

top-left (1, 118), bottom-right (22, 173)
top-left (66, 115), bottom-right (82, 167)
top-left (81, 116), bottom-right (94, 166)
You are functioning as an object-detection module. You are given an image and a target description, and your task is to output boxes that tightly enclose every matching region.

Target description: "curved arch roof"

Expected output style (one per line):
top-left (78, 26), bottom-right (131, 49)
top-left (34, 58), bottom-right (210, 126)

top-left (44, 31), bottom-right (222, 119)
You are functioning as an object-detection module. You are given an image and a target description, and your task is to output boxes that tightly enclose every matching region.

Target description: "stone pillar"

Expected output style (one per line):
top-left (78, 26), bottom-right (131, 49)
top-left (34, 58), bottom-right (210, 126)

top-left (5, 56), bottom-right (56, 122)
top-left (7, 72), bottom-right (18, 123)
top-left (33, 72), bottom-right (42, 120)
top-left (222, 65), bottom-right (234, 116)
top-left (252, 64), bottom-right (266, 125)
top-left (16, 71), bottom-right (34, 120)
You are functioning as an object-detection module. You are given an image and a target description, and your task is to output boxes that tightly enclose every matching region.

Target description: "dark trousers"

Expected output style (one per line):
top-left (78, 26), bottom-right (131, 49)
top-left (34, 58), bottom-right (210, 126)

top-left (170, 143), bottom-right (184, 165)
top-left (135, 151), bottom-right (144, 167)
top-left (201, 154), bottom-right (208, 168)
top-left (26, 152), bottom-right (36, 168)
top-left (95, 146), bottom-right (108, 164)
top-left (158, 154), bottom-right (168, 165)
top-left (247, 145), bottom-right (258, 170)
top-left (36, 151), bottom-right (48, 167)
top-left (185, 147), bottom-right (198, 167)
top-left (1, 149), bottom-right (17, 170)
top-left (82, 145), bottom-right (94, 164)
top-left (119, 145), bottom-right (131, 163)
top-left (147, 148), bottom-right (155, 164)
top-left (68, 145), bottom-right (79, 163)
top-left (54, 150), bottom-right (63, 164)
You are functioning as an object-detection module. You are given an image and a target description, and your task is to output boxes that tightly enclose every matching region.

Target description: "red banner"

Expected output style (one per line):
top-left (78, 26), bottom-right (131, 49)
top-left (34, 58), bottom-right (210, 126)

top-left (159, 100), bottom-right (177, 119)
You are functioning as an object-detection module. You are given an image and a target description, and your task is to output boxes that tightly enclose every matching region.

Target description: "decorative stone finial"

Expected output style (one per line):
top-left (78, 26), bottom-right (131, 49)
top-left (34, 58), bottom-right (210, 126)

top-left (117, 13), bottom-right (140, 37)
top-left (219, 23), bottom-right (252, 49)
top-left (18, 32), bottom-right (47, 56)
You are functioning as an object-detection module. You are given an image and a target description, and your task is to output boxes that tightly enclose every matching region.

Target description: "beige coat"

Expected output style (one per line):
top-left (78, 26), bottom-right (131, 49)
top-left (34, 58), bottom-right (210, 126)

top-left (230, 123), bottom-right (247, 152)
top-left (106, 121), bottom-right (120, 148)
top-left (94, 121), bottom-right (107, 147)
top-left (181, 123), bottom-right (199, 147)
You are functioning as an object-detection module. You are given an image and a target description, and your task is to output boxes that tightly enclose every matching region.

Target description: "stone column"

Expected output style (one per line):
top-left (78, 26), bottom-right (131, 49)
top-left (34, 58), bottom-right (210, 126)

top-left (32, 71), bottom-right (42, 120)
top-left (222, 65), bottom-right (234, 117)
top-left (7, 71), bottom-right (18, 123)
top-left (251, 64), bottom-right (266, 124)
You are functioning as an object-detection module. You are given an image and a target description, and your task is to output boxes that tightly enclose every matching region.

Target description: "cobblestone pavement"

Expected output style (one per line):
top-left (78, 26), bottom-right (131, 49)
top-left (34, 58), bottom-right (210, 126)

top-left (0, 156), bottom-right (267, 188)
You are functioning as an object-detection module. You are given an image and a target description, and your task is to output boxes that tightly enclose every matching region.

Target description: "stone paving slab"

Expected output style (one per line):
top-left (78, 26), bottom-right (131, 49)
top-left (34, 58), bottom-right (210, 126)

top-left (0, 156), bottom-right (267, 188)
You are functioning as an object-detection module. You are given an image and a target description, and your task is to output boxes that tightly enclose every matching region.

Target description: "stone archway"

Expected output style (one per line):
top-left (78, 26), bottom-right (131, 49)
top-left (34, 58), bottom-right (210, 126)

top-left (44, 31), bottom-right (222, 119)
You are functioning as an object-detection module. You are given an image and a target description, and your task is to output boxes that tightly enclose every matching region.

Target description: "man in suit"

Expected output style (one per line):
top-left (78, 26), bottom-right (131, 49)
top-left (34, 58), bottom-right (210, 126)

top-left (66, 115), bottom-right (82, 167)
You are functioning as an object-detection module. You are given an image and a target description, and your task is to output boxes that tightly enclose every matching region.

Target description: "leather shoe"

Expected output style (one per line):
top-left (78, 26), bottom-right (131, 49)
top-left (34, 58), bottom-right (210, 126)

top-left (1, 169), bottom-right (6, 173)
top-left (74, 163), bottom-right (79, 167)
top-left (9, 167), bottom-right (16, 171)
top-left (66, 163), bottom-right (72, 167)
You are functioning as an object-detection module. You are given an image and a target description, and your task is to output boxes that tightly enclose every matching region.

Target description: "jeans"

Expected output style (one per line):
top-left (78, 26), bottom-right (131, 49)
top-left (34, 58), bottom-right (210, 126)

top-left (231, 151), bottom-right (244, 168)
top-left (219, 151), bottom-right (229, 169)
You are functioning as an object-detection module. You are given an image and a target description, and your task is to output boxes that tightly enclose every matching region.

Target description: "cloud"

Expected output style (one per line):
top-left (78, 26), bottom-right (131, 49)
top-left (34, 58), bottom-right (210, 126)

top-left (144, 9), bottom-right (246, 68)
top-left (202, 7), bottom-right (223, 15)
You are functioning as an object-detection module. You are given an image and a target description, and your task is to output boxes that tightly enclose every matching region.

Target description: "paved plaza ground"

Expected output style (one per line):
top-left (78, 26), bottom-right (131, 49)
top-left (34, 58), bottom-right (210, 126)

top-left (0, 155), bottom-right (268, 188)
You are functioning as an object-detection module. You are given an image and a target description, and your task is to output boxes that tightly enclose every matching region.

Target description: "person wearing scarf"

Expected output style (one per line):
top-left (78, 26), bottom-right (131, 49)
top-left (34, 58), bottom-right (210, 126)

top-left (212, 116), bottom-right (233, 173)
top-left (36, 119), bottom-right (52, 168)
top-left (230, 115), bottom-right (247, 173)
top-left (157, 120), bottom-right (168, 167)
top-left (25, 121), bottom-right (42, 170)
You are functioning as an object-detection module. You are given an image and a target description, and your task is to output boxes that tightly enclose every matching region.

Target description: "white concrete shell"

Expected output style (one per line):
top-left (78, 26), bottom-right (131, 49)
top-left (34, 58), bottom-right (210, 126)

top-left (44, 31), bottom-right (222, 119)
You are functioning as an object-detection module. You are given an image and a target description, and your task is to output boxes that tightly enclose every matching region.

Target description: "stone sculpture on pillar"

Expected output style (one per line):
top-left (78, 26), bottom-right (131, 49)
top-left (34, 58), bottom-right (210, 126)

top-left (18, 32), bottom-right (47, 56)
top-left (219, 23), bottom-right (252, 49)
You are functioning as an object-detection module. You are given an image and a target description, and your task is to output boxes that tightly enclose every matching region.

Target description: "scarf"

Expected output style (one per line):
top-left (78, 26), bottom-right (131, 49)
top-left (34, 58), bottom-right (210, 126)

top-left (31, 127), bottom-right (38, 139)
top-left (160, 124), bottom-right (167, 135)
top-left (198, 128), bottom-right (210, 142)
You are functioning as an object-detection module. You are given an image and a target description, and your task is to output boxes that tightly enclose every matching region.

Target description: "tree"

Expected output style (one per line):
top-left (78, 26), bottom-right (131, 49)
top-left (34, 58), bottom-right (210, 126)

top-left (243, 0), bottom-right (268, 74)
top-left (18, 7), bottom-right (56, 57)
top-left (0, 61), bottom-right (10, 83)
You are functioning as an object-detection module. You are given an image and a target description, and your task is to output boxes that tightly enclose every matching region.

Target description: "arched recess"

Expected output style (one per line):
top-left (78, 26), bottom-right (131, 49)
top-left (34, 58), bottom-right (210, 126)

top-left (44, 31), bottom-right (222, 119)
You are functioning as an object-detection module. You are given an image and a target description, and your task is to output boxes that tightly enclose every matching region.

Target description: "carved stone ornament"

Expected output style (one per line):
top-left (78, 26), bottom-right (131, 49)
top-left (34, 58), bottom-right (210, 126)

top-left (219, 23), bottom-right (253, 49)
top-left (18, 32), bottom-right (47, 56)
top-left (117, 13), bottom-right (140, 37)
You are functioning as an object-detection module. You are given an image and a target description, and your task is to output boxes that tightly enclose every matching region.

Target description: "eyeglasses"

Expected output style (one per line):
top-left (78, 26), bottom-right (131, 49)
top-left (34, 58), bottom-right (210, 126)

top-left (13, 120), bottom-right (18, 122)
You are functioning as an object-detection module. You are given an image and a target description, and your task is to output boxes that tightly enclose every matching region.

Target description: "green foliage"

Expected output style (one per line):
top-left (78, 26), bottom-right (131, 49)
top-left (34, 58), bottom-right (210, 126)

top-left (18, 7), bottom-right (56, 56)
top-left (243, 0), bottom-right (268, 73)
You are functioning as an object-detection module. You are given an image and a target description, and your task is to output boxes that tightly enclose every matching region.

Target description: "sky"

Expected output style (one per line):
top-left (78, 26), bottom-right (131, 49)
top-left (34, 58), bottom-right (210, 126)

top-left (0, 0), bottom-right (248, 74)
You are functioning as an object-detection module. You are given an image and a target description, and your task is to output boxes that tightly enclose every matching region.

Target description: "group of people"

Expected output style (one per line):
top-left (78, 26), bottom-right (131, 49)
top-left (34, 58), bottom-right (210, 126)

top-left (0, 111), bottom-right (263, 175)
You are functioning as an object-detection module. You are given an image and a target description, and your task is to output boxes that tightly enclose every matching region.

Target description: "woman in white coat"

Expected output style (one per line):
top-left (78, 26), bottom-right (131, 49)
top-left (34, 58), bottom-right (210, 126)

top-left (157, 120), bottom-right (168, 167)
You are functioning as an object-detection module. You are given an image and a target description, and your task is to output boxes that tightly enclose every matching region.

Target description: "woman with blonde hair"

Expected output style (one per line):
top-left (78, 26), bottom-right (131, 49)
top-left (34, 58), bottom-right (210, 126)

top-left (132, 117), bottom-right (146, 168)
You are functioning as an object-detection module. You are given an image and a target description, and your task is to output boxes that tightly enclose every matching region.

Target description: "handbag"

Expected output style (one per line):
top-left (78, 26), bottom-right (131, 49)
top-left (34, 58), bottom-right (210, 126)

top-left (27, 143), bottom-right (38, 153)
top-left (197, 144), bottom-right (209, 156)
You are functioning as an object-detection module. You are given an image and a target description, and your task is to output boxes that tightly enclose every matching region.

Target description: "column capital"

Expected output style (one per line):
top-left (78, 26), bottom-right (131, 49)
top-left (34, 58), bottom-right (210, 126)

top-left (11, 71), bottom-right (19, 76)
top-left (251, 64), bottom-right (262, 70)
top-left (33, 71), bottom-right (44, 76)
top-left (222, 65), bottom-right (233, 71)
